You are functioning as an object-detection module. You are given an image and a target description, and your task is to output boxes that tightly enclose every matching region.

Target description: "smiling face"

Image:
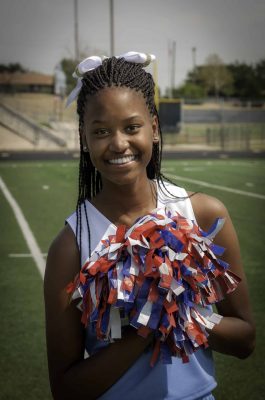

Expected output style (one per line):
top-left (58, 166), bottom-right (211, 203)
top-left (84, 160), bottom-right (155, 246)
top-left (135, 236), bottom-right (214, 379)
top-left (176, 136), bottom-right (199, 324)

top-left (82, 86), bottom-right (159, 187)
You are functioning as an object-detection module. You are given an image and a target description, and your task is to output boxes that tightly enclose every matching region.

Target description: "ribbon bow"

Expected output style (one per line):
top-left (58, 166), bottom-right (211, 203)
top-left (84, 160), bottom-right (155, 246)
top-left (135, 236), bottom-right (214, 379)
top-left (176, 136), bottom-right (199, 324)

top-left (66, 51), bottom-right (156, 107)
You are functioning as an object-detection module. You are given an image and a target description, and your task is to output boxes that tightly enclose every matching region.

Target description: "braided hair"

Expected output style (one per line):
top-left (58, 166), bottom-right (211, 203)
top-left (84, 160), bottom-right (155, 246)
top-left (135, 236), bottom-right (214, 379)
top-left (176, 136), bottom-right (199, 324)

top-left (75, 56), bottom-right (170, 263)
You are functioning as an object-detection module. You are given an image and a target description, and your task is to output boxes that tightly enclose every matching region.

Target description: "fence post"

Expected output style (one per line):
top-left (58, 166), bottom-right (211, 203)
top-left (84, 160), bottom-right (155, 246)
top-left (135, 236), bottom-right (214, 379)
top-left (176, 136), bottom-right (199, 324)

top-left (206, 128), bottom-right (211, 146)
top-left (219, 98), bottom-right (225, 150)
top-left (245, 126), bottom-right (250, 151)
top-left (219, 125), bottom-right (225, 150)
top-left (185, 126), bottom-right (190, 144)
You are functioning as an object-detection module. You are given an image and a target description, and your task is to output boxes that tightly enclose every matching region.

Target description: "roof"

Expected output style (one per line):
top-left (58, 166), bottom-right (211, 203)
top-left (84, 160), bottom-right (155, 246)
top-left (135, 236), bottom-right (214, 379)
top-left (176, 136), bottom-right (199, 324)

top-left (0, 72), bottom-right (54, 86)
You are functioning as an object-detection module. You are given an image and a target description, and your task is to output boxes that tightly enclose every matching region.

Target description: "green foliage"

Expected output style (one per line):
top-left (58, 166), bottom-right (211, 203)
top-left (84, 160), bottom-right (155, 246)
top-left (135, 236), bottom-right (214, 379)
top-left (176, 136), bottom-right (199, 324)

top-left (61, 58), bottom-right (77, 95)
top-left (227, 60), bottom-right (265, 99)
top-left (60, 47), bottom-right (107, 95)
top-left (176, 55), bottom-right (265, 100)
top-left (172, 82), bottom-right (206, 99)
top-left (0, 63), bottom-right (27, 73)
top-left (199, 54), bottom-right (234, 98)
top-left (255, 60), bottom-right (265, 96)
top-left (184, 54), bottom-right (234, 98)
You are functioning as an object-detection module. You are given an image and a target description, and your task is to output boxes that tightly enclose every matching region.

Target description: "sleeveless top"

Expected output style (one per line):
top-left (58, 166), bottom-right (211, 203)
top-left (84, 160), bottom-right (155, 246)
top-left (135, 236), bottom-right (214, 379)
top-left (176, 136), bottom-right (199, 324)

top-left (66, 182), bottom-right (217, 400)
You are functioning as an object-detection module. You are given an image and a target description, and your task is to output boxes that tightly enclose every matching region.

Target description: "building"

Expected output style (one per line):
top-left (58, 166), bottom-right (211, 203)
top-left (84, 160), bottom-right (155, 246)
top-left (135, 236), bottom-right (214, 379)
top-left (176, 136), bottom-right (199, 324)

top-left (0, 72), bottom-right (54, 93)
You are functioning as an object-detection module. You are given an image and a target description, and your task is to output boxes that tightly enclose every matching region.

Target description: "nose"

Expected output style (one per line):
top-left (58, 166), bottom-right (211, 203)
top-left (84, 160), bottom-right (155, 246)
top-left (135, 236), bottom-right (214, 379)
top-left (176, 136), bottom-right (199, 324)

top-left (108, 131), bottom-right (129, 153)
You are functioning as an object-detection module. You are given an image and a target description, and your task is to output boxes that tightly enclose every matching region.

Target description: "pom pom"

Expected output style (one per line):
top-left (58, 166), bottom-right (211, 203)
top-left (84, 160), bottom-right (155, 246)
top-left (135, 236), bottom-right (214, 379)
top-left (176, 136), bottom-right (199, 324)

top-left (67, 206), bottom-right (240, 364)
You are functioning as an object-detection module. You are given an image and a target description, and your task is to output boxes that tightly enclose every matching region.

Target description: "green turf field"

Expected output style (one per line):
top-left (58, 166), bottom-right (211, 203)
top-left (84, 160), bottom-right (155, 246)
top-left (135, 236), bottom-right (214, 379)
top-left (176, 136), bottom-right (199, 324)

top-left (0, 158), bottom-right (264, 400)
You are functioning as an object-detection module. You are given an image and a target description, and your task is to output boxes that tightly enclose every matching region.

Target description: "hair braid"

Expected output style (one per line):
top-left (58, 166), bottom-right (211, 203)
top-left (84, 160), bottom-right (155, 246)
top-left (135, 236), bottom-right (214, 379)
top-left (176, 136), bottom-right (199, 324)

top-left (75, 56), bottom-right (175, 261)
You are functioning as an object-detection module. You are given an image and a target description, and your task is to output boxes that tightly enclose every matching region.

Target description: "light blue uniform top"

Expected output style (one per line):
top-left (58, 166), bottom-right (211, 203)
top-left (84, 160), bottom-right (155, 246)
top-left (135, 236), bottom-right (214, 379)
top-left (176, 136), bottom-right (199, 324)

top-left (66, 182), bottom-right (217, 400)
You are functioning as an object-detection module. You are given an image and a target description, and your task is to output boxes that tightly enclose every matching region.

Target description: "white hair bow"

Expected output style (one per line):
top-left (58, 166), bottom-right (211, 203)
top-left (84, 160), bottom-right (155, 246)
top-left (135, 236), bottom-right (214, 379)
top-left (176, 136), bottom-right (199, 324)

top-left (66, 51), bottom-right (156, 107)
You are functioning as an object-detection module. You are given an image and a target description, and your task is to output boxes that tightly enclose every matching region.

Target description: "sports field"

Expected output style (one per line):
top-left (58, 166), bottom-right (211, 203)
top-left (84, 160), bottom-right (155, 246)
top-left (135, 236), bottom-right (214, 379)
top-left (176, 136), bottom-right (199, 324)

top-left (0, 158), bottom-right (264, 400)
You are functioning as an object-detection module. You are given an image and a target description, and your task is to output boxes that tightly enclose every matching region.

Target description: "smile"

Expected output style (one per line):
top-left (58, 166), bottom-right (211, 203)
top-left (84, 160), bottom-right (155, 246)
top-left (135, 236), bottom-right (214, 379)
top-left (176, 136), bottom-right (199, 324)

top-left (107, 155), bottom-right (138, 165)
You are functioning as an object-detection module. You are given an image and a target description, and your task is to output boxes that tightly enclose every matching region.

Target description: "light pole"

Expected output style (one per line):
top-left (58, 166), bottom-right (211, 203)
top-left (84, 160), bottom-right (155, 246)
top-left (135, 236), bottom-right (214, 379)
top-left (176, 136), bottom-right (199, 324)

top-left (74, 0), bottom-right (80, 60)
top-left (171, 40), bottom-right (176, 94)
top-left (192, 46), bottom-right (197, 70)
top-left (110, 0), bottom-right (114, 56)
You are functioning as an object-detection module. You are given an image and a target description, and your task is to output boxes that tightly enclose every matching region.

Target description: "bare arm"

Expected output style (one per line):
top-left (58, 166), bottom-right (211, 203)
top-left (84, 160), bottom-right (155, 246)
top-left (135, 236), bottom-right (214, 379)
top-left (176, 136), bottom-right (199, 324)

top-left (44, 225), bottom-right (152, 400)
top-left (190, 193), bottom-right (256, 359)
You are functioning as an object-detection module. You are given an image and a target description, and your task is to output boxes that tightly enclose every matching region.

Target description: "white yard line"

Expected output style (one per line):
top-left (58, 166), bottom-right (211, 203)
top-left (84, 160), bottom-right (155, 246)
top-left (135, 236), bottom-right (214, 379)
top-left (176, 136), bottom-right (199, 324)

top-left (9, 253), bottom-right (47, 258)
top-left (165, 173), bottom-right (265, 200)
top-left (0, 176), bottom-right (45, 279)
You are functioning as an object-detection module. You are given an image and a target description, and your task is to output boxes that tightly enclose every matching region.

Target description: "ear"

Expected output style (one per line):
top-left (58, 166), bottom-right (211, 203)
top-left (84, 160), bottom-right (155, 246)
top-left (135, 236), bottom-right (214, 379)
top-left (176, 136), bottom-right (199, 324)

top-left (152, 115), bottom-right (159, 143)
top-left (81, 128), bottom-right (89, 153)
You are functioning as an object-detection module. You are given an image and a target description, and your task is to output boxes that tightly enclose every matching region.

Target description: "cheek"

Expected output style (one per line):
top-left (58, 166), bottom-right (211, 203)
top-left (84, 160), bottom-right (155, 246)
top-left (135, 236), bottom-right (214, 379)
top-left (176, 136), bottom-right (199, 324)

top-left (85, 142), bottom-right (101, 167)
top-left (88, 153), bottom-right (97, 168)
top-left (86, 137), bottom-right (104, 157)
top-left (140, 134), bottom-right (155, 158)
top-left (89, 150), bottom-right (103, 169)
top-left (146, 145), bottom-right (154, 165)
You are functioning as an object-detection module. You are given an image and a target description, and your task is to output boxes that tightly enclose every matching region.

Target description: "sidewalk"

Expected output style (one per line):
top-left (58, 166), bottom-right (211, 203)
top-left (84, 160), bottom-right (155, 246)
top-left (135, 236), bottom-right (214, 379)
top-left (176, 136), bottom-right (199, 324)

top-left (163, 143), bottom-right (220, 152)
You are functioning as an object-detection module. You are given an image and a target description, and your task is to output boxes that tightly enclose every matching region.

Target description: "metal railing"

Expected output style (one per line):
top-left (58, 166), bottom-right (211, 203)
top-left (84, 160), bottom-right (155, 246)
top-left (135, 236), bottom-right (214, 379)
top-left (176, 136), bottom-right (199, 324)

top-left (0, 102), bottom-right (66, 147)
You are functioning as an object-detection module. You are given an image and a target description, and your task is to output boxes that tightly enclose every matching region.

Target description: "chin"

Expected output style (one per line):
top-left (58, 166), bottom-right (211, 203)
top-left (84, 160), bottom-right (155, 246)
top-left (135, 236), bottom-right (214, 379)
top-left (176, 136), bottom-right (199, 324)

top-left (102, 172), bottom-right (148, 187)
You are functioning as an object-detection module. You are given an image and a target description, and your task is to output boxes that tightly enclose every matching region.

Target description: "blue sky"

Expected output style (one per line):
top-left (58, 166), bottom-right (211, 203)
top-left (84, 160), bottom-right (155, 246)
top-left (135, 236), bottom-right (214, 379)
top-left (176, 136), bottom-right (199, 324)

top-left (0, 0), bottom-right (264, 93)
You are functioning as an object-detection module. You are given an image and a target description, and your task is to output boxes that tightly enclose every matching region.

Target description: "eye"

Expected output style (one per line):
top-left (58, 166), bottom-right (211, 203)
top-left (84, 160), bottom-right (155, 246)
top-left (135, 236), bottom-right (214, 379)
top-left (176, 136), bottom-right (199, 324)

top-left (125, 124), bottom-right (141, 134)
top-left (93, 128), bottom-right (110, 136)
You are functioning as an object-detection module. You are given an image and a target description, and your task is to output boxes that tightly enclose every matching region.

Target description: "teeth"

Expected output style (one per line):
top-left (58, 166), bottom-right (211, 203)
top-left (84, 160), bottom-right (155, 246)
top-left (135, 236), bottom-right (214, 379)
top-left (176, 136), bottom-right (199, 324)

top-left (108, 155), bottom-right (136, 165)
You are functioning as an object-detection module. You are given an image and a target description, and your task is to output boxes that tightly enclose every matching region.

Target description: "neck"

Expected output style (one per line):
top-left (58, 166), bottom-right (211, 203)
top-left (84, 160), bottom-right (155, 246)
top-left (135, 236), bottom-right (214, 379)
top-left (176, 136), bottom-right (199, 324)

top-left (93, 176), bottom-right (157, 225)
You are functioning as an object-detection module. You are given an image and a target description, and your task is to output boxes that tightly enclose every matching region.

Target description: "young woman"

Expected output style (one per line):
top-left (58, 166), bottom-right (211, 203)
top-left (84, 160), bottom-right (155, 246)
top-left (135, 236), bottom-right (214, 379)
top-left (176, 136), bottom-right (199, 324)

top-left (44, 52), bottom-right (255, 400)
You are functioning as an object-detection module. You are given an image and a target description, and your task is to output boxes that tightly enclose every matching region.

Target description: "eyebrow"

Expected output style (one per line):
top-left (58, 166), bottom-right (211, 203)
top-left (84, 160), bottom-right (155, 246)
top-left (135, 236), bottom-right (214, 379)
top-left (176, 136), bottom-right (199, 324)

top-left (91, 120), bottom-right (106, 124)
top-left (91, 115), bottom-right (143, 125)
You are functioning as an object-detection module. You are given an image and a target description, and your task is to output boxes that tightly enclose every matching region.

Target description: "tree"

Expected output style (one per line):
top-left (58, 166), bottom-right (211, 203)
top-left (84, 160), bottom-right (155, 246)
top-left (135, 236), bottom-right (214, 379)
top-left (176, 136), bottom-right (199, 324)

top-left (255, 59), bottom-right (265, 97)
top-left (199, 54), bottom-right (233, 98)
top-left (172, 82), bottom-right (206, 99)
top-left (61, 58), bottom-right (77, 94)
top-left (0, 63), bottom-right (27, 73)
top-left (180, 54), bottom-right (233, 99)
top-left (185, 67), bottom-right (205, 87)
top-left (60, 47), bottom-right (108, 95)
top-left (226, 59), bottom-right (265, 99)
top-left (227, 62), bottom-right (258, 99)
top-left (181, 57), bottom-right (265, 100)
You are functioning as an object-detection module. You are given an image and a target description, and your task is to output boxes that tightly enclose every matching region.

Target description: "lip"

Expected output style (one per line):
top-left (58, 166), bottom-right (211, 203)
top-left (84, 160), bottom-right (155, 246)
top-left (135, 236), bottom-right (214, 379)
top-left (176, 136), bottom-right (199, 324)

top-left (106, 154), bottom-right (138, 166)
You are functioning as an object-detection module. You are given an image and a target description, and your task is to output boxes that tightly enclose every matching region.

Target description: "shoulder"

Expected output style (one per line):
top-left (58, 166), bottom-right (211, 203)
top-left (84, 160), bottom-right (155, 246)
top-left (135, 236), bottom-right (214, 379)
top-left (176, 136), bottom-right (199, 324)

top-left (48, 223), bottom-right (79, 261)
top-left (188, 191), bottom-right (242, 278)
top-left (188, 191), bottom-right (229, 231)
top-left (44, 224), bottom-right (80, 293)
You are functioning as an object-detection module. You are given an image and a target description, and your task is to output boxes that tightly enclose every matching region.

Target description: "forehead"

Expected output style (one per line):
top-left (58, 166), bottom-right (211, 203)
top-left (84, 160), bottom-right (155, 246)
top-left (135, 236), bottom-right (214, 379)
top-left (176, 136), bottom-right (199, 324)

top-left (84, 86), bottom-right (151, 121)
